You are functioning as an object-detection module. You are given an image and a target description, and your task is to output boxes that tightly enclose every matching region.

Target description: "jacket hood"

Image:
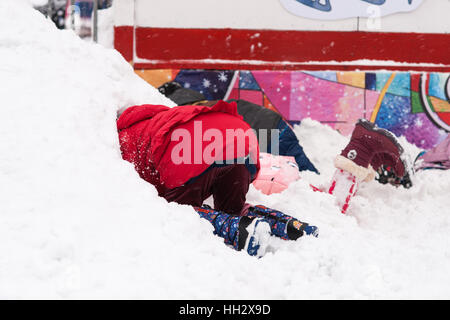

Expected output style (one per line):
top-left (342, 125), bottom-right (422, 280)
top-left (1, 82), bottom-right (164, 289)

top-left (117, 104), bottom-right (169, 131)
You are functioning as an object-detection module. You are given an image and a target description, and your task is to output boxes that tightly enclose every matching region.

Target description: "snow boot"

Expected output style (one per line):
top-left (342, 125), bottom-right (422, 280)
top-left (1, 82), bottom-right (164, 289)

top-left (194, 205), bottom-right (272, 257)
top-left (194, 205), bottom-right (317, 257)
top-left (334, 119), bottom-right (406, 182)
top-left (376, 165), bottom-right (413, 189)
top-left (248, 205), bottom-right (319, 240)
top-left (242, 218), bottom-right (272, 258)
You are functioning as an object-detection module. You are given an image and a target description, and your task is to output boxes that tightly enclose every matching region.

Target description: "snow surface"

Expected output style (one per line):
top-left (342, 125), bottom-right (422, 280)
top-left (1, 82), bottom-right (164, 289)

top-left (1, 0), bottom-right (450, 299)
top-left (97, 6), bottom-right (114, 49)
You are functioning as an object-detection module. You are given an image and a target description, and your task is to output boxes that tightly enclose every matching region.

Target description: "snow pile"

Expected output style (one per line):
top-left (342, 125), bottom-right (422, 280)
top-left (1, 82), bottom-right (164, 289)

top-left (28, 0), bottom-right (48, 6)
top-left (1, 0), bottom-right (450, 299)
top-left (97, 5), bottom-right (114, 48)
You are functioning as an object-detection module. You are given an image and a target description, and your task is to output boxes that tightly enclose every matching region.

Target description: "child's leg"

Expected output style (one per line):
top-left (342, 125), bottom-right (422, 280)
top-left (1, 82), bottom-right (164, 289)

top-left (306, 176), bottom-right (358, 214)
top-left (327, 118), bottom-right (406, 214)
top-left (327, 169), bottom-right (359, 214)
top-left (194, 204), bottom-right (317, 257)
top-left (195, 205), bottom-right (244, 251)
top-left (211, 164), bottom-right (252, 216)
top-left (163, 164), bottom-right (251, 215)
top-left (248, 205), bottom-right (319, 239)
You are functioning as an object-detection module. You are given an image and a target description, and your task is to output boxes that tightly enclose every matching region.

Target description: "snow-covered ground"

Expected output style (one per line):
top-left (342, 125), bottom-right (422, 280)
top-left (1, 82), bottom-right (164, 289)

top-left (1, 0), bottom-right (450, 299)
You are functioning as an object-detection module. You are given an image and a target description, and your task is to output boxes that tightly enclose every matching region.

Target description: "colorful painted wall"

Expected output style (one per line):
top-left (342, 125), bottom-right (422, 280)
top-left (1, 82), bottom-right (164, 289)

top-left (136, 69), bottom-right (450, 150)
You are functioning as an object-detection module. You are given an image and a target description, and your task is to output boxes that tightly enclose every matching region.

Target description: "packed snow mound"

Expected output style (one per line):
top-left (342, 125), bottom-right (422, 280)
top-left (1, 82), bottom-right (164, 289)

top-left (1, 0), bottom-right (450, 299)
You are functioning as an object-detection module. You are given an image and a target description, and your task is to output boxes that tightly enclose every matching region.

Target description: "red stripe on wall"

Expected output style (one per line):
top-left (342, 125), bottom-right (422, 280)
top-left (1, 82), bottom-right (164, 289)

top-left (131, 27), bottom-right (450, 71)
top-left (133, 62), bottom-right (450, 73)
top-left (114, 26), bottom-right (134, 62)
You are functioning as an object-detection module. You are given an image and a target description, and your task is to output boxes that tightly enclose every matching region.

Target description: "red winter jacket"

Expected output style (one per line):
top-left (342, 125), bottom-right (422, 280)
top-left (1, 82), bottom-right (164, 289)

top-left (117, 100), bottom-right (260, 195)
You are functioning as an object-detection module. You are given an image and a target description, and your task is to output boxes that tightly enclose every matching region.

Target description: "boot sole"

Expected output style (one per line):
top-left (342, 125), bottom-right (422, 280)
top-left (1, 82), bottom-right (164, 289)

top-left (244, 218), bottom-right (271, 258)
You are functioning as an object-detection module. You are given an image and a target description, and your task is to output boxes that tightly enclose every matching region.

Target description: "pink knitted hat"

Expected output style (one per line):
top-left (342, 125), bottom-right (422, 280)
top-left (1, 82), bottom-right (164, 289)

top-left (252, 153), bottom-right (300, 195)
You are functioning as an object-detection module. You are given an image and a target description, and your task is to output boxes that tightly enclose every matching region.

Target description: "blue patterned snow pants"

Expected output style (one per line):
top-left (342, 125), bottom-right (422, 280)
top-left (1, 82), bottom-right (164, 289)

top-left (194, 205), bottom-right (309, 252)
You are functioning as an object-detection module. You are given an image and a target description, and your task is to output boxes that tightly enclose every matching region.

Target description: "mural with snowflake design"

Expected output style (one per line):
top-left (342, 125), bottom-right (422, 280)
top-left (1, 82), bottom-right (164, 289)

top-left (135, 68), bottom-right (450, 150)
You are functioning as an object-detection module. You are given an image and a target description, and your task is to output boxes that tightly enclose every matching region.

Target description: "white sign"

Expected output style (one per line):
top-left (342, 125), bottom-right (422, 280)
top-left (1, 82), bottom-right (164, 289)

top-left (280, 0), bottom-right (425, 20)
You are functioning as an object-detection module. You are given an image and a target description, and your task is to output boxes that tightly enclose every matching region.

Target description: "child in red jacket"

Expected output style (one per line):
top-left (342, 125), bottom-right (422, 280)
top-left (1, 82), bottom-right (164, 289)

top-left (117, 101), bottom-right (406, 257)
top-left (117, 100), bottom-right (318, 257)
top-left (117, 100), bottom-right (260, 215)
